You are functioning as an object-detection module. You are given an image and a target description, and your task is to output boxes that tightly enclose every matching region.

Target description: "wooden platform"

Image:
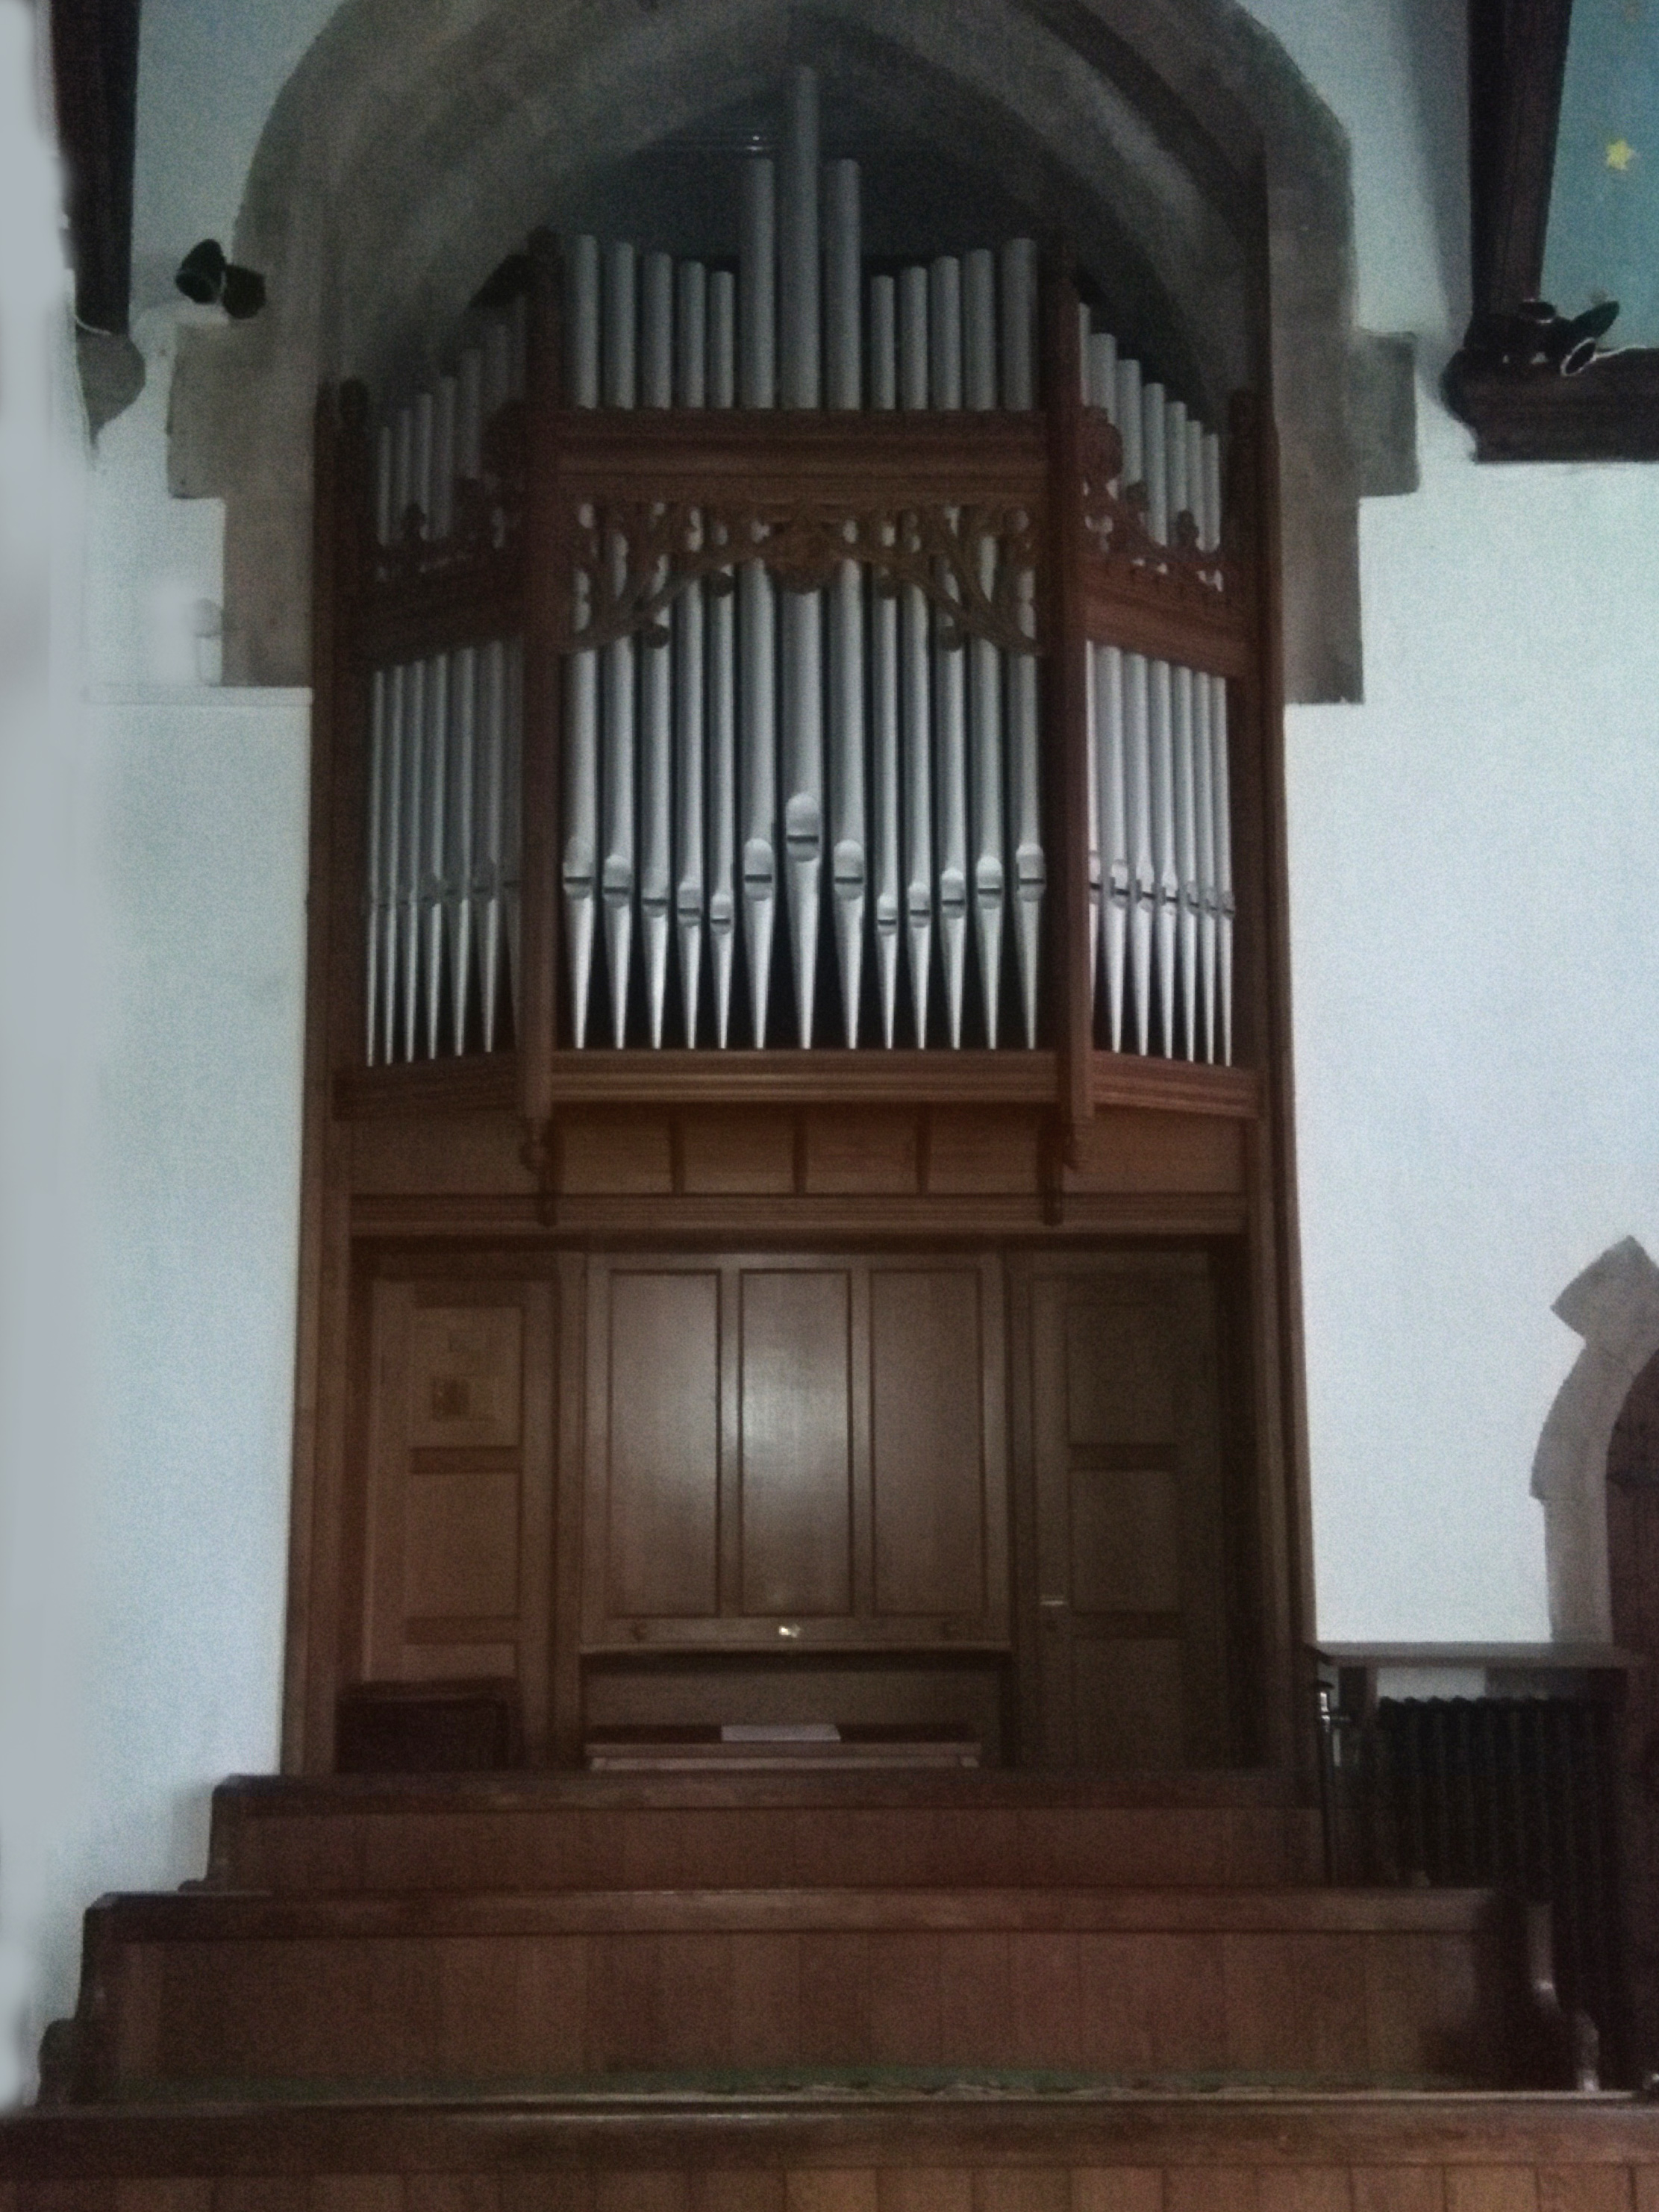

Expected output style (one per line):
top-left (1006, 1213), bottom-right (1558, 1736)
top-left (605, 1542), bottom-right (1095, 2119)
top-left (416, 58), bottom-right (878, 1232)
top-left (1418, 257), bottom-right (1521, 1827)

top-left (10, 1769), bottom-right (1623, 2208)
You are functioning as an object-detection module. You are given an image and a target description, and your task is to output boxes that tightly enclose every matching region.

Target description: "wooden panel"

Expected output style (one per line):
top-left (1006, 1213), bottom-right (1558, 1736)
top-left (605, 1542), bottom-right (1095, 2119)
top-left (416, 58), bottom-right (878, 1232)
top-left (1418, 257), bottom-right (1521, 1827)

top-left (602, 1269), bottom-right (722, 1619)
top-left (1022, 1256), bottom-right (1228, 1769)
top-left (1068, 1111), bottom-right (1243, 1195)
top-left (869, 1269), bottom-right (987, 1617)
top-left (403, 1470), bottom-right (519, 1621)
top-left (739, 1269), bottom-right (855, 1617)
top-left (1065, 1302), bottom-right (1174, 1447)
top-left (407, 1307), bottom-right (522, 1449)
top-left (562, 1114), bottom-right (674, 1193)
top-left (1068, 1468), bottom-right (1180, 1614)
top-left (360, 1280), bottom-right (552, 1736)
top-left (1073, 1639), bottom-right (1186, 1770)
top-left (804, 1112), bottom-right (917, 1194)
top-left (926, 1112), bottom-right (1040, 1194)
top-left (352, 1113), bottom-right (531, 1195)
top-left (681, 1113), bottom-right (795, 1194)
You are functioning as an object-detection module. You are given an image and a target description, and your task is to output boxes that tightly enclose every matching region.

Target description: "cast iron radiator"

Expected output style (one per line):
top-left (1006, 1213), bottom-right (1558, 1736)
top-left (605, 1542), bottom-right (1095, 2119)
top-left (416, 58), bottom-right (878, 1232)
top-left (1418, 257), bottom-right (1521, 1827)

top-left (1319, 1693), bottom-right (1627, 2081)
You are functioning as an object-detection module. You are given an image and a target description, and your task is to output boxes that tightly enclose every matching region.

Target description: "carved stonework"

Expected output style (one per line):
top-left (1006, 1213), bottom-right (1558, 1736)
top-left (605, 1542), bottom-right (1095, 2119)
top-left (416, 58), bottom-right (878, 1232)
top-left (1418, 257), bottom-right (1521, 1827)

top-left (549, 498), bottom-right (1043, 657)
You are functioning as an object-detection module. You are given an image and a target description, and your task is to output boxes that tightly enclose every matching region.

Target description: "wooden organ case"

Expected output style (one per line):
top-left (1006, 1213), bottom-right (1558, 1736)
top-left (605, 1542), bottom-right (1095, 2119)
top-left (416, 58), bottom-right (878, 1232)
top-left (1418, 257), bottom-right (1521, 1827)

top-left (291, 80), bottom-right (1304, 1782)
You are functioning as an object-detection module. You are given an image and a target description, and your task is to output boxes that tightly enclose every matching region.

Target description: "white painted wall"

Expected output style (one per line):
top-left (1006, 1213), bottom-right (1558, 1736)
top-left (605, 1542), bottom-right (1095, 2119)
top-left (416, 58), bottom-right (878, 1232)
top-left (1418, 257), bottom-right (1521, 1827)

top-left (0, 1), bottom-right (308, 2098)
top-left (6, 0), bottom-right (1659, 2100)
top-left (1250, 0), bottom-right (1659, 1637)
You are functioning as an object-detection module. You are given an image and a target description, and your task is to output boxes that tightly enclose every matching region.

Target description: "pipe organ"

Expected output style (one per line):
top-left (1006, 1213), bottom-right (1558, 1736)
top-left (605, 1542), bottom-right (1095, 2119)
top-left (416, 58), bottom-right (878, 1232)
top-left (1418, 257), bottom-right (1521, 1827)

top-left (300, 64), bottom-right (1292, 1777)
top-left (357, 70), bottom-right (1246, 1096)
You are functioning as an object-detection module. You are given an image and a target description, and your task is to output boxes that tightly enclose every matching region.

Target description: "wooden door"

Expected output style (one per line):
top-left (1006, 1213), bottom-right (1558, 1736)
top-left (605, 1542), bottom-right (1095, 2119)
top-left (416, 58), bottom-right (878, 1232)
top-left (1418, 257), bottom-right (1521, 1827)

top-left (583, 1251), bottom-right (1007, 1650)
top-left (1015, 1252), bottom-right (1229, 1769)
top-left (360, 1277), bottom-right (557, 1756)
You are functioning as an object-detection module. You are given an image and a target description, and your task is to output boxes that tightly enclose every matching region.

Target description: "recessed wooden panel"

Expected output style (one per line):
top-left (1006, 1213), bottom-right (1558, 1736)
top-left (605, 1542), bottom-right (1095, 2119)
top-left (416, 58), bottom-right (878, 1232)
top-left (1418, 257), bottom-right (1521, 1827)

top-left (562, 1113), bottom-right (674, 1193)
top-left (927, 1111), bottom-right (1040, 1193)
top-left (739, 1269), bottom-right (855, 1617)
top-left (407, 1306), bottom-right (523, 1449)
top-left (1068, 1467), bottom-right (1180, 1615)
top-left (606, 1270), bottom-right (721, 1619)
top-left (1065, 1301), bottom-right (1174, 1446)
top-left (869, 1269), bottom-right (986, 1616)
top-left (352, 1113), bottom-right (534, 1196)
top-left (804, 1112), bottom-right (917, 1193)
top-left (355, 1278), bottom-right (555, 1760)
top-left (681, 1113), bottom-right (795, 1194)
top-left (1073, 1636), bottom-right (1185, 1769)
top-left (403, 1469), bottom-right (521, 1619)
top-left (1022, 1257), bottom-right (1228, 1770)
top-left (1069, 1110), bottom-right (1243, 1194)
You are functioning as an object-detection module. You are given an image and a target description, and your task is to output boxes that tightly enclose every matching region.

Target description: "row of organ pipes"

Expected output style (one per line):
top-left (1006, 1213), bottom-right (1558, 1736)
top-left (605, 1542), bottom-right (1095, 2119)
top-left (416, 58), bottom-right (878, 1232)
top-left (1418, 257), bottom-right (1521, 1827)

top-left (363, 67), bottom-right (1231, 1066)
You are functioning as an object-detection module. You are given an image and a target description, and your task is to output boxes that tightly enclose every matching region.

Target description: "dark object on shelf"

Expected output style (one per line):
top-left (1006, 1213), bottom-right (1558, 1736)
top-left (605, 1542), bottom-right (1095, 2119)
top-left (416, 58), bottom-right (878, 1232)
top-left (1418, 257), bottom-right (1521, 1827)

top-left (1456, 296), bottom-right (1619, 378)
top-left (335, 1678), bottom-right (521, 1772)
top-left (175, 238), bottom-right (267, 321)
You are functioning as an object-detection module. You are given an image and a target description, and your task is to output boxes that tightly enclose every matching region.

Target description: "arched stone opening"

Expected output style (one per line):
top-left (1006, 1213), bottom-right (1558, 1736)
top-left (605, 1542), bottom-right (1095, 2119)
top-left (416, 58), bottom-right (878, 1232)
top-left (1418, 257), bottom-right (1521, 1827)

top-left (1532, 1236), bottom-right (1659, 1644)
top-left (169, 0), bottom-right (1371, 704)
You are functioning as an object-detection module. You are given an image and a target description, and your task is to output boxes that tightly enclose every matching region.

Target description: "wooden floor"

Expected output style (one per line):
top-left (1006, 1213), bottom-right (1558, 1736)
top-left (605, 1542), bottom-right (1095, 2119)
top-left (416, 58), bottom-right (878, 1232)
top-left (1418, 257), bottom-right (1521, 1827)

top-left (7, 1772), bottom-right (1649, 2208)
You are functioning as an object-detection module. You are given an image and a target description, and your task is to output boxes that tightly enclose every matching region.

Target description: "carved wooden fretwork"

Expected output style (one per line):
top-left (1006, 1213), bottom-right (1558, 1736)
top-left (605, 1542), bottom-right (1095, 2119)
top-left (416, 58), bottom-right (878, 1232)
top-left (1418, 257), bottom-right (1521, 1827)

top-left (547, 499), bottom-right (1044, 657)
top-left (1078, 408), bottom-right (1238, 622)
top-left (369, 404), bottom-right (528, 591)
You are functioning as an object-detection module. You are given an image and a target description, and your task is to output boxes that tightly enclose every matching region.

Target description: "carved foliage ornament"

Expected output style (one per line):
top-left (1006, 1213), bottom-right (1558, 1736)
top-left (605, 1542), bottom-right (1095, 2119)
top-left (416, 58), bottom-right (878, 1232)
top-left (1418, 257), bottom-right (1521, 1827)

top-left (369, 403), bottom-right (528, 589)
top-left (1078, 410), bottom-right (1236, 616)
top-left (548, 499), bottom-right (1045, 657)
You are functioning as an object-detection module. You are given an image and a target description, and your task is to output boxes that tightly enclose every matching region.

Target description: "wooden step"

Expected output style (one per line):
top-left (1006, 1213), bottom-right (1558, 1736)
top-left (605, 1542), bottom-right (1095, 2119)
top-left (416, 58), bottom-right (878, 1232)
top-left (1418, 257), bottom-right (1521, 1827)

top-left (4, 2083), bottom-right (1655, 2208)
top-left (72, 1884), bottom-right (1525, 2098)
top-left (205, 1774), bottom-right (1325, 1895)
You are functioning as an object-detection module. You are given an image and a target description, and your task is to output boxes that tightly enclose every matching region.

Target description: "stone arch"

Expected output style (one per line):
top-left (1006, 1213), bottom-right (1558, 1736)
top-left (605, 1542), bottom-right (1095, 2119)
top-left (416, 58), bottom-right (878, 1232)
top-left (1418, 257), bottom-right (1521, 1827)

top-left (1531, 1237), bottom-right (1659, 1642)
top-left (169, 0), bottom-right (1372, 702)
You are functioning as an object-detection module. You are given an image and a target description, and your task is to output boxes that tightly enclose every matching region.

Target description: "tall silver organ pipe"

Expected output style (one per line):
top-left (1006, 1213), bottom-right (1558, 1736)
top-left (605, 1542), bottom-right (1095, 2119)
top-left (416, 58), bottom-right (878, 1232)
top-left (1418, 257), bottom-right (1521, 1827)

top-left (930, 254), bottom-right (969, 1047)
top-left (563, 234), bottom-right (600, 1046)
top-left (779, 66), bottom-right (823, 1045)
top-left (899, 260), bottom-right (934, 1045)
top-left (602, 238), bottom-right (638, 1048)
top-left (965, 247), bottom-right (1005, 1049)
top-left (707, 269), bottom-right (738, 1046)
top-left (869, 273), bottom-right (902, 1048)
top-left (675, 257), bottom-right (708, 1049)
top-left (1000, 235), bottom-right (1043, 1050)
top-left (825, 157), bottom-right (866, 1045)
top-left (739, 155), bottom-right (778, 1045)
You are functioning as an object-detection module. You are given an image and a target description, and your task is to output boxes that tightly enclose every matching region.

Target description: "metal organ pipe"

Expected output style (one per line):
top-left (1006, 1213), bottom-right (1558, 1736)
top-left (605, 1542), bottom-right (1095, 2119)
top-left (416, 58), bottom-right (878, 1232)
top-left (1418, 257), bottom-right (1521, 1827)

top-left (707, 269), bottom-right (739, 1046)
top-left (825, 157), bottom-right (866, 1046)
top-left (899, 262), bottom-right (934, 1045)
top-left (869, 273), bottom-right (902, 1048)
top-left (739, 157), bottom-right (778, 1046)
top-left (964, 247), bottom-right (1005, 1048)
top-left (563, 234), bottom-right (600, 1047)
top-left (1090, 328), bottom-right (1127, 1055)
top-left (779, 68), bottom-right (823, 1046)
top-left (675, 258), bottom-right (708, 1047)
top-left (931, 254), bottom-right (969, 1047)
top-left (639, 249), bottom-right (675, 1046)
top-left (1000, 235), bottom-right (1043, 1050)
top-left (602, 239), bottom-right (638, 1047)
